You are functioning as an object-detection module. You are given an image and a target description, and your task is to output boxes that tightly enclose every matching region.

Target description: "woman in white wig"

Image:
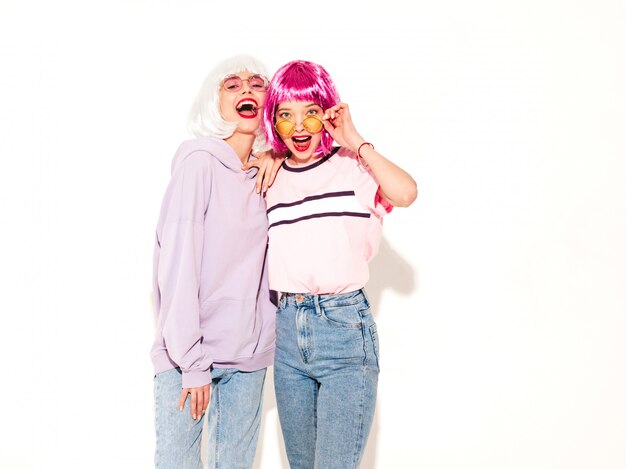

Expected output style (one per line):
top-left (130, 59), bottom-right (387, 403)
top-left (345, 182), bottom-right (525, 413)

top-left (151, 54), bottom-right (280, 468)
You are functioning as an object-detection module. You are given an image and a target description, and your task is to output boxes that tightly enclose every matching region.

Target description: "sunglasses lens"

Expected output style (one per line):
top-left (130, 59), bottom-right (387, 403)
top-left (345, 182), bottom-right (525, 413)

top-left (223, 75), bottom-right (268, 92)
top-left (248, 75), bottom-right (268, 91)
top-left (275, 120), bottom-right (295, 138)
top-left (223, 76), bottom-right (242, 92)
top-left (303, 116), bottom-right (323, 133)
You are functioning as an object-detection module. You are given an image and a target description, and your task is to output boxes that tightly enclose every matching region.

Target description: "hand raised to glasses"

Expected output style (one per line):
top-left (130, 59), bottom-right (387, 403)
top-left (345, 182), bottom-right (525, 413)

top-left (322, 103), bottom-right (366, 153)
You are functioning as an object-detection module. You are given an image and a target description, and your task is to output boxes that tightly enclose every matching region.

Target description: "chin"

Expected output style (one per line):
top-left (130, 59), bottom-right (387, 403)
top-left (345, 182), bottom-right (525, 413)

top-left (237, 123), bottom-right (260, 134)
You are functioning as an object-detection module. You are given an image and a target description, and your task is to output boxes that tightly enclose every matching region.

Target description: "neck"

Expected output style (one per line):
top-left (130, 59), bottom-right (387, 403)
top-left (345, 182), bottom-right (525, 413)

top-left (286, 152), bottom-right (316, 167)
top-left (224, 132), bottom-right (256, 164)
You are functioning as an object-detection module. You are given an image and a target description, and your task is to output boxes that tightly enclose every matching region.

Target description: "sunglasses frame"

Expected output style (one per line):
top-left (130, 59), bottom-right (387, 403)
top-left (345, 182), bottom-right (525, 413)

top-left (221, 74), bottom-right (269, 93)
top-left (274, 114), bottom-right (324, 138)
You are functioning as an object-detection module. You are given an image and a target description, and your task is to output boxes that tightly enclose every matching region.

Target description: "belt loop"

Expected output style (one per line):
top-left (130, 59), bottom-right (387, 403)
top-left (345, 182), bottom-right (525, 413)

top-left (360, 288), bottom-right (370, 308)
top-left (313, 294), bottom-right (322, 315)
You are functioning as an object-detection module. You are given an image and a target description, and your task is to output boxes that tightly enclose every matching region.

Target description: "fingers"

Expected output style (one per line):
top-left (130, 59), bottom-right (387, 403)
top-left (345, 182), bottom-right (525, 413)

top-left (249, 157), bottom-right (269, 193)
top-left (255, 162), bottom-right (268, 194)
top-left (322, 109), bottom-right (336, 121)
top-left (255, 169), bottom-right (263, 193)
top-left (323, 103), bottom-right (348, 121)
top-left (246, 150), bottom-right (278, 193)
top-left (243, 149), bottom-right (271, 171)
top-left (190, 388), bottom-right (204, 420)
top-left (179, 385), bottom-right (211, 420)
top-left (322, 119), bottom-right (335, 134)
top-left (189, 388), bottom-right (198, 419)
top-left (190, 385), bottom-right (210, 419)
top-left (179, 388), bottom-right (189, 411)
top-left (202, 385), bottom-right (211, 414)
top-left (242, 159), bottom-right (259, 171)
top-left (253, 157), bottom-right (285, 194)
top-left (267, 158), bottom-right (283, 188)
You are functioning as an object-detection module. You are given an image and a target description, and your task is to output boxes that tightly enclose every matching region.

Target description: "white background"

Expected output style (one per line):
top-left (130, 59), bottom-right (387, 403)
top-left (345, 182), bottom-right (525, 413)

top-left (1, 0), bottom-right (625, 467)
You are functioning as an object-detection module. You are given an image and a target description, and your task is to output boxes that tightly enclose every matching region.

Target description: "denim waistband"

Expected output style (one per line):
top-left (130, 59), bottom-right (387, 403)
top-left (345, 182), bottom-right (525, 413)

top-left (280, 289), bottom-right (368, 308)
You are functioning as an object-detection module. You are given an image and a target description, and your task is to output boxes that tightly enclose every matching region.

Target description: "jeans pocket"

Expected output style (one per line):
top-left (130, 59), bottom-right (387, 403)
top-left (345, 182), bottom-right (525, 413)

top-left (320, 304), bottom-right (363, 328)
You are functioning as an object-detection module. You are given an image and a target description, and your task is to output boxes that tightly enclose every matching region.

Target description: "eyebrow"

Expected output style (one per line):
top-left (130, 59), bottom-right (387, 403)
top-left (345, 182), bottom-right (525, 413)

top-left (277, 103), bottom-right (320, 113)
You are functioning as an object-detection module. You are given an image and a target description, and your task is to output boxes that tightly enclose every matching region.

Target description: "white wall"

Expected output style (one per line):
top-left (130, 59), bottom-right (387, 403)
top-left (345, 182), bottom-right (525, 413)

top-left (1, 0), bottom-right (625, 467)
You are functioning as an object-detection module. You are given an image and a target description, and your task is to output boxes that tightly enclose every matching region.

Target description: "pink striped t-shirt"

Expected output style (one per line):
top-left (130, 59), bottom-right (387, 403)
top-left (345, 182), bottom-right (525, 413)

top-left (265, 146), bottom-right (392, 294)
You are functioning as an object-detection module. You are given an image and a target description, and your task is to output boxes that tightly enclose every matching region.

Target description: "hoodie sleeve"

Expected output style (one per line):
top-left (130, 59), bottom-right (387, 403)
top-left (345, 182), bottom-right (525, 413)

top-left (156, 150), bottom-right (213, 388)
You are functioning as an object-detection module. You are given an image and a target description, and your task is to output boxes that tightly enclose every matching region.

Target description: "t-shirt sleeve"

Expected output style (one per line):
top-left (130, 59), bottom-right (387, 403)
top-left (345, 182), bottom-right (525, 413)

top-left (351, 156), bottom-right (393, 218)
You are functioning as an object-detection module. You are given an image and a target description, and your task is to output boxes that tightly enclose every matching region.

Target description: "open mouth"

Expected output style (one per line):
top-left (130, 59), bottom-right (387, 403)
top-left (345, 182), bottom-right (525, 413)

top-left (236, 99), bottom-right (259, 119)
top-left (291, 135), bottom-right (312, 152)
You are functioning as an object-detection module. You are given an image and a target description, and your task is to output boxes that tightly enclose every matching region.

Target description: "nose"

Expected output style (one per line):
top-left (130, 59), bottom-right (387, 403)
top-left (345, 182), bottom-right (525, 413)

top-left (293, 117), bottom-right (308, 132)
top-left (240, 78), bottom-right (254, 94)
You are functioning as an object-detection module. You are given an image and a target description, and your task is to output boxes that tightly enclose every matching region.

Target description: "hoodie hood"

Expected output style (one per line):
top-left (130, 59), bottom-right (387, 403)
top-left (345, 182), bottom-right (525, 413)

top-left (172, 138), bottom-right (259, 179)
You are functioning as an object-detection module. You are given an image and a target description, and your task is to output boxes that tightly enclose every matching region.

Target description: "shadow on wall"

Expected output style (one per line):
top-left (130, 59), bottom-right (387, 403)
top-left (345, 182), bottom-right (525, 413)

top-left (361, 235), bottom-right (418, 469)
top-left (367, 236), bottom-right (418, 317)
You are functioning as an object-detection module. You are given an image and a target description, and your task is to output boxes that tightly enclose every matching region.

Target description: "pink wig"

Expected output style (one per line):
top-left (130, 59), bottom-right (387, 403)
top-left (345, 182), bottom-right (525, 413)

top-left (263, 60), bottom-right (340, 156)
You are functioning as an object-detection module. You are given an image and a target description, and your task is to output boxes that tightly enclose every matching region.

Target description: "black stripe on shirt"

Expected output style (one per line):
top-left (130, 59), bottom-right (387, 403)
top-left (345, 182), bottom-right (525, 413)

top-left (268, 211), bottom-right (371, 229)
top-left (267, 191), bottom-right (356, 215)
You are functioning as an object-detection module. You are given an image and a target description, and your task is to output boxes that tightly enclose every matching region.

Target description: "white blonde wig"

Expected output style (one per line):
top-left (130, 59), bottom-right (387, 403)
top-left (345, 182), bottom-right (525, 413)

top-left (188, 54), bottom-right (271, 152)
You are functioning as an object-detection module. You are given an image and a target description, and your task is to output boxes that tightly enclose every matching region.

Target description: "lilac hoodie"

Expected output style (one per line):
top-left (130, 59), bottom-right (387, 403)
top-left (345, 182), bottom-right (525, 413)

top-left (151, 138), bottom-right (275, 388)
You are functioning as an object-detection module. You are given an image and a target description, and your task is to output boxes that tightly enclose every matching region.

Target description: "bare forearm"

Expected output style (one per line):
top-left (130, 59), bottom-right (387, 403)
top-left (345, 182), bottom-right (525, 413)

top-left (321, 103), bottom-right (418, 207)
top-left (355, 142), bottom-right (418, 208)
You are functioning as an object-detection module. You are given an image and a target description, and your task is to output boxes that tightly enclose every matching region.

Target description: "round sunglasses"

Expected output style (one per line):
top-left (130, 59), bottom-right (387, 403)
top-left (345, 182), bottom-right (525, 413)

top-left (221, 74), bottom-right (269, 92)
top-left (274, 114), bottom-right (324, 138)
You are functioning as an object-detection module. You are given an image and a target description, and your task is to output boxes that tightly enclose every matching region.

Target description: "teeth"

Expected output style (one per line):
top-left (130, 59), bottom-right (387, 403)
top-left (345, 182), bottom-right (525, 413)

top-left (236, 100), bottom-right (257, 112)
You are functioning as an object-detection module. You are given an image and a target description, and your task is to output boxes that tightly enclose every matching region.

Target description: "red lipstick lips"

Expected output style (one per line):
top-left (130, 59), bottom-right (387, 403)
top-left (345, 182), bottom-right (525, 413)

top-left (236, 98), bottom-right (260, 119)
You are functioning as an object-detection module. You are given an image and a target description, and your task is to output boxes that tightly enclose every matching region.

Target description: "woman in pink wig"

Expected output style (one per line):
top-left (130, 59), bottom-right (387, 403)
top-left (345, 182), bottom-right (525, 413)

top-left (263, 60), bottom-right (417, 468)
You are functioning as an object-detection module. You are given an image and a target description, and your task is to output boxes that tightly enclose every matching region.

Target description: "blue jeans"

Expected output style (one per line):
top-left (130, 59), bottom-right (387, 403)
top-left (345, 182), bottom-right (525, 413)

top-left (154, 367), bottom-right (266, 469)
top-left (274, 289), bottom-right (380, 469)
